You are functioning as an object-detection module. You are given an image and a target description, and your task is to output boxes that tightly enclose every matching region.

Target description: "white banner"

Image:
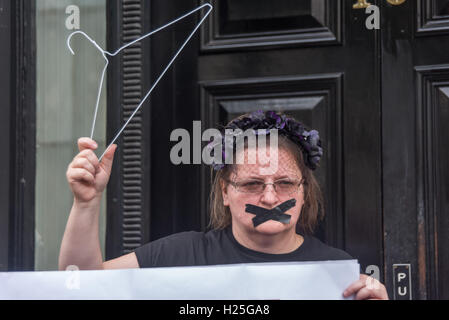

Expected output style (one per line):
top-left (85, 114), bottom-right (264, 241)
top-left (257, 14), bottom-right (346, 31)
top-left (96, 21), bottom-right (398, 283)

top-left (0, 260), bottom-right (359, 300)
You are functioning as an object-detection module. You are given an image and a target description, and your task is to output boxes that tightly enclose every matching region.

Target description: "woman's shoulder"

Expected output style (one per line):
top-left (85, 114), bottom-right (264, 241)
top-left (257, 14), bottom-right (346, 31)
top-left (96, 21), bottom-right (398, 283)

top-left (154, 228), bottom-right (225, 242)
top-left (302, 234), bottom-right (354, 261)
top-left (134, 230), bottom-right (213, 267)
top-left (146, 228), bottom-right (227, 250)
top-left (154, 230), bottom-right (205, 243)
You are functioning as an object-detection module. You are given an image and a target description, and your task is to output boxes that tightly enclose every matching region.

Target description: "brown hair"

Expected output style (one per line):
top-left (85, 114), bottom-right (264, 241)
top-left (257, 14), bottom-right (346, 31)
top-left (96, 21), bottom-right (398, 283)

top-left (208, 132), bottom-right (324, 235)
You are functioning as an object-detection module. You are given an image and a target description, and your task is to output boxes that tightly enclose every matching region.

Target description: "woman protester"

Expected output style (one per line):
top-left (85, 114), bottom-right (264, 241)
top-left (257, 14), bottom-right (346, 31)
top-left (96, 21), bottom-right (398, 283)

top-left (60, 110), bottom-right (388, 300)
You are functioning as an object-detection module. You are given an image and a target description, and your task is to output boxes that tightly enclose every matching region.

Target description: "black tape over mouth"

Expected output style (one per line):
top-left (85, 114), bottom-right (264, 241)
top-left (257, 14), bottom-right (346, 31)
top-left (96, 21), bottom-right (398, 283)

top-left (245, 199), bottom-right (296, 227)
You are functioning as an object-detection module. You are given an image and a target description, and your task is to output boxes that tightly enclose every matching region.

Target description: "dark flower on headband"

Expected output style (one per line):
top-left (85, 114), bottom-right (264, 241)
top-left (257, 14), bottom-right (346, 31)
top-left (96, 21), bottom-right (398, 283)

top-left (300, 129), bottom-right (323, 170)
top-left (208, 110), bottom-right (323, 171)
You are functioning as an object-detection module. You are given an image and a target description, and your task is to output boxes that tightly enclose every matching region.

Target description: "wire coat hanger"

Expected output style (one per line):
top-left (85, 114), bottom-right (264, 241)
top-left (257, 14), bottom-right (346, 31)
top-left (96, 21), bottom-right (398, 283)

top-left (67, 3), bottom-right (213, 161)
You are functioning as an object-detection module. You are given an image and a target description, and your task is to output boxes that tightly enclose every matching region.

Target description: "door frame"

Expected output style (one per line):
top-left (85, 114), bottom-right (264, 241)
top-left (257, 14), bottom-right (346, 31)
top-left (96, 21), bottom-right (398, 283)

top-left (0, 0), bottom-right (36, 271)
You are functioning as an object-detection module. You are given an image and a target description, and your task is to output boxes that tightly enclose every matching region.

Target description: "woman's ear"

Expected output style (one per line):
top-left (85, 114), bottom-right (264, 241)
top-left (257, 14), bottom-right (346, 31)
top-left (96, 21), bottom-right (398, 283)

top-left (221, 179), bottom-right (229, 206)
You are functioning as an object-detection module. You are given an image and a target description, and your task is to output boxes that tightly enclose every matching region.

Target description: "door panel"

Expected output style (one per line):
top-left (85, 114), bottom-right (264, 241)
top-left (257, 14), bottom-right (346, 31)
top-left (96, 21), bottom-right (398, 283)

top-left (415, 65), bottom-right (449, 300)
top-left (200, 0), bottom-right (341, 51)
top-left (199, 74), bottom-right (344, 245)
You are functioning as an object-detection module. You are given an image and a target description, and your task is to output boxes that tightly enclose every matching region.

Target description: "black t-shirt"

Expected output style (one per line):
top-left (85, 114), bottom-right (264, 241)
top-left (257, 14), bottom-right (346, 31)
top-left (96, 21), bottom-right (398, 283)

top-left (134, 226), bottom-right (353, 268)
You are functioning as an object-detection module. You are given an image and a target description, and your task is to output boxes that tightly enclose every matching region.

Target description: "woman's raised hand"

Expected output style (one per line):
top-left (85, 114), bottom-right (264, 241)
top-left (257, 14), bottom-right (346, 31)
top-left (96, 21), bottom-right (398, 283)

top-left (66, 138), bottom-right (117, 204)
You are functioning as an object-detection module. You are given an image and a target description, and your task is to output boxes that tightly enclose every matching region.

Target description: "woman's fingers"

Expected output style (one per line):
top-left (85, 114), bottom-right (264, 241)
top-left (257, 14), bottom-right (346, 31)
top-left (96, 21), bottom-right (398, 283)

top-left (354, 287), bottom-right (377, 300)
top-left (67, 167), bottom-right (95, 184)
top-left (71, 157), bottom-right (96, 176)
top-left (343, 278), bottom-right (366, 298)
top-left (98, 144), bottom-right (117, 174)
top-left (77, 137), bottom-right (98, 152)
top-left (354, 285), bottom-right (388, 300)
top-left (77, 149), bottom-right (100, 170)
top-left (343, 274), bottom-right (389, 300)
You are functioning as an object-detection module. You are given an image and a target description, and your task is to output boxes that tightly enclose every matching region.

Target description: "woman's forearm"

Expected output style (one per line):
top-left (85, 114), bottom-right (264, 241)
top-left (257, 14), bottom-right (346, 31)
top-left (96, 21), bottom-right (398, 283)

top-left (58, 196), bottom-right (104, 270)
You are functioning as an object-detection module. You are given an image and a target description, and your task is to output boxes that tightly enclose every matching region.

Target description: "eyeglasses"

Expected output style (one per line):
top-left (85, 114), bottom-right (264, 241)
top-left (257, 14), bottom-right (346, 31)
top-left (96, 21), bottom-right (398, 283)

top-left (227, 177), bottom-right (306, 196)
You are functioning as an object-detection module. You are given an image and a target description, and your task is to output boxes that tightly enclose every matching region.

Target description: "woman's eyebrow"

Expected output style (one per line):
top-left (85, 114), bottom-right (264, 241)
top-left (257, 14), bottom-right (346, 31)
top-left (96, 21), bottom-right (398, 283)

top-left (245, 176), bottom-right (265, 180)
top-left (274, 175), bottom-right (289, 179)
top-left (245, 175), bottom-right (290, 180)
top-left (240, 173), bottom-right (301, 180)
top-left (273, 175), bottom-right (302, 180)
top-left (275, 175), bottom-right (301, 180)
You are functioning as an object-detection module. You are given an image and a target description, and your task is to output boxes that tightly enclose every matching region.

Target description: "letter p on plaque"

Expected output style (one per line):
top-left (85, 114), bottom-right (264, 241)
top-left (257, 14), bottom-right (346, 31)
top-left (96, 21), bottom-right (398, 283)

top-left (393, 264), bottom-right (411, 300)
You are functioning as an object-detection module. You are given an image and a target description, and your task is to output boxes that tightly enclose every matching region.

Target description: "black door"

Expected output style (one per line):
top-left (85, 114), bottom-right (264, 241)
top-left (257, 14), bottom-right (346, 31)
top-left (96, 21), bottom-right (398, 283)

top-left (122, 0), bottom-right (384, 287)
top-left (105, 0), bottom-right (449, 300)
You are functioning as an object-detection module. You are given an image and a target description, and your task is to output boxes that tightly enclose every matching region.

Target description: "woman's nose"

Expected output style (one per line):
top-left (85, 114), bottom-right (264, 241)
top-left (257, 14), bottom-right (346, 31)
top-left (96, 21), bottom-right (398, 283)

top-left (259, 184), bottom-right (280, 205)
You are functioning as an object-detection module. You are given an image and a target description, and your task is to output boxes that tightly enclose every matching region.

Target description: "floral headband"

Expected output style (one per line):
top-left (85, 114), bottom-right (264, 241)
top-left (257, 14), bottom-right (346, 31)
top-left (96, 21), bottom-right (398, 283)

top-left (209, 110), bottom-right (323, 171)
